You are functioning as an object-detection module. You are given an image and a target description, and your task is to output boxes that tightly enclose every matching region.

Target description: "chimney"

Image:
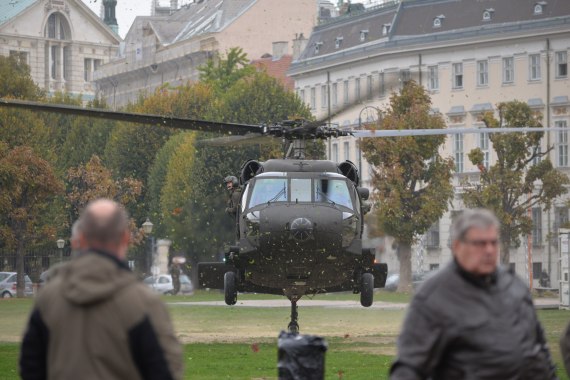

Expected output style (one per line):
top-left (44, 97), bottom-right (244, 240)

top-left (272, 41), bottom-right (288, 60)
top-left (292, 33), bottom-right (308, 60)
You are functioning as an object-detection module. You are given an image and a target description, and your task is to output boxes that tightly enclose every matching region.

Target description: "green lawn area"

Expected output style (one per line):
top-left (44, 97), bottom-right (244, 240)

top-left (0, 295), bottom-right (568, 379)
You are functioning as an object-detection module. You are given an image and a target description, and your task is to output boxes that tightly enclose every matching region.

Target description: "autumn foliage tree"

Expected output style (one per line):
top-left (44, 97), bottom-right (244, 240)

top-left (462, 100), bottom-right (569, 264)
top-left (360, 81), bottom-right (454, 292)
top-left (0, 143), bottom-right (64, 296)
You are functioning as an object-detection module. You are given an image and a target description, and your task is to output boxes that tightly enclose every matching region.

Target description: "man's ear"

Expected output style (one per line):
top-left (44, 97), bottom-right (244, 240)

top-left (121, 229), bottom-right (130, 245)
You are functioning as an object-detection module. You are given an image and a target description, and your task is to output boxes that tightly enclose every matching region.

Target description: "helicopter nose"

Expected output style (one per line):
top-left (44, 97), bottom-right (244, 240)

top-left (290, 217), bottom-right (313, 242)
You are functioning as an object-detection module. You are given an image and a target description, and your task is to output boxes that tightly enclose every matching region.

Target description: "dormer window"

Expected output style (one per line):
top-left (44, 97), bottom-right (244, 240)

top-left (314, 42), bottom-right (323, 54)
top-left (335, 37), bottom-right (343, 49)
top-left (482, 8), bottom-right (494, 21)
top-left (360, 30), bottom-right (369, 42)
top-left (382, 23), bottom-right (391, 36)
top-left (534, 2), bottom-right (546, 15)
top-left (433, 15), bottom-right (445, 28)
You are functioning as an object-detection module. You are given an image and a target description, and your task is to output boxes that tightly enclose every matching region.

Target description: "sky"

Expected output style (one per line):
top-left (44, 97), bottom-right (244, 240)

top-left (80, 0), bottom-right (377, 39)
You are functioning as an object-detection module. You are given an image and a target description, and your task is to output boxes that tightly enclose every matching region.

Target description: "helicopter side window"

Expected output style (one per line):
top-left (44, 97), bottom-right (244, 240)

top-left (315, 179), bottom-right (353, 209)
top-left (249, 178), bottom-right (287, 207)
top-left (290, 179), bottom-right (312, 202)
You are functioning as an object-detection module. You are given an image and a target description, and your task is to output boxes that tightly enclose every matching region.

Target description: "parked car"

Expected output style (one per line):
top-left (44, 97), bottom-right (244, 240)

top-left (0, 272), bottom-right (34, 298)
top-left (143, 274), bottom-right (193, 295)
top-left (383, 271), bottom-right (438, 292)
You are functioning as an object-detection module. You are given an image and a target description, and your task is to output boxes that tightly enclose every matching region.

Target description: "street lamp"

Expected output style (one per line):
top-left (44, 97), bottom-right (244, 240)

top-left (142, 218), bottom-right (154, 274)
top-left (56, 238), bottom-right (65, 263)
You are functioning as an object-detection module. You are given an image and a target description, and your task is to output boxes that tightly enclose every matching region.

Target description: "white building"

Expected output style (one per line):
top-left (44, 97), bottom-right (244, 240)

top-left (94, 0), bottom-right (318, 108)
top-left (0, 0), bottom-right (121, 100)
top-left (289, 0), bottom-right (570, 287)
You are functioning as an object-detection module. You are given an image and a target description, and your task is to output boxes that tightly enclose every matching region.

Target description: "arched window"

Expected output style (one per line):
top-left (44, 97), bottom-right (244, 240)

top-left (433, 18), bottom-right (441, 28)
top-left (483, 11), bottom-right (491, 20)
top-left (45, 13), bottom-right (72, 83)
top-left (534, 4), bottom-right (543, 15)
top-left (45, 13), bottom-right (71, 40)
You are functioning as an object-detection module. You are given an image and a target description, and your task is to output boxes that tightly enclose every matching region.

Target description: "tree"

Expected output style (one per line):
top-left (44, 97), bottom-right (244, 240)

top-left (199, 47), bottom-right (255, 95)
top-left (360, 81), bottom-right (454, 292)
top-left (0, 55), bottom-right (42, 100)
top-left (0, 143), bottom-right (64, 296)
top-left (462, 100), bottom-right (569, 265)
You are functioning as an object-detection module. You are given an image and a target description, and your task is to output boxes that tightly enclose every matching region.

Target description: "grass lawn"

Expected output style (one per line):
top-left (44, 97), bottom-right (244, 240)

top-left (0, 294), bottom-right (568, 379)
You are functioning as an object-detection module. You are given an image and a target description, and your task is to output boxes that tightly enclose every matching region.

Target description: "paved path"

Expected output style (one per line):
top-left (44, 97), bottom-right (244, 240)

top-left (169, 297), bottom-right (560, 310)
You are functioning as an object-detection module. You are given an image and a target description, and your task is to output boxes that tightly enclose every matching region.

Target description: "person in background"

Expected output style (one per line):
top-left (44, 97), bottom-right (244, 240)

top-left (390, 208), bottom-right (557, 380)
top-left (20, 198), bottom-right (183, 380)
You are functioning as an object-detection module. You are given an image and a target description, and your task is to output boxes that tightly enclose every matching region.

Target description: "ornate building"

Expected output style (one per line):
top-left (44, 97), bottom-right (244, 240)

top-left (0, 0), bottom-right (120, 100)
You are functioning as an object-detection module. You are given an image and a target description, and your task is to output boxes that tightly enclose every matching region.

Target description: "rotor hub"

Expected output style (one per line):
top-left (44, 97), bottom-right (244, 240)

top-left (290, 217), bottom-right (313, 242)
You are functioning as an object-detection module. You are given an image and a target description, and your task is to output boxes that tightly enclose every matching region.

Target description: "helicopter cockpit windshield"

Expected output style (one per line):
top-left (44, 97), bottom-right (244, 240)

top-left (247, 175), bottom-right (353, 209)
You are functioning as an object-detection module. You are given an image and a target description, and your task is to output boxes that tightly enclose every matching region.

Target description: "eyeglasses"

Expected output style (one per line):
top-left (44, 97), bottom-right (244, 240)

top-left (461, 239), bottom-right (499, 248)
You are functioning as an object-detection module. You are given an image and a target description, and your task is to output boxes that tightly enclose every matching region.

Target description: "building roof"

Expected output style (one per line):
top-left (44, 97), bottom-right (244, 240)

top-left (130, 0), bottom-right (257, 46)
top-left (291, 0), bottom-right (570, 71)
top-left (0, 0), bottom-right (37, 26)
top-left (251, 54), bottom-right (294, 90)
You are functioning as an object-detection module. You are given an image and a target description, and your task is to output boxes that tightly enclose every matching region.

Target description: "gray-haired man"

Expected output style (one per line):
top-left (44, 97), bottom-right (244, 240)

top-left (390, 208), bottom-right (557, 380)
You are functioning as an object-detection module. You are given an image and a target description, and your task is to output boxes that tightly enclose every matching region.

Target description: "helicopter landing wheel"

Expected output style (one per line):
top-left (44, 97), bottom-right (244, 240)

top-left (360, 273), bottom-right (374, 307)
top-left (288, 299), bottom-right (299, 334)
top-left (224, 271), bottom-right (237, 305)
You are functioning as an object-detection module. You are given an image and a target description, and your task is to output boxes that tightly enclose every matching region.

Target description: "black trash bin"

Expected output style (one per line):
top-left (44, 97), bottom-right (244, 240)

top-left (278, 331), bottom-right (328, 380)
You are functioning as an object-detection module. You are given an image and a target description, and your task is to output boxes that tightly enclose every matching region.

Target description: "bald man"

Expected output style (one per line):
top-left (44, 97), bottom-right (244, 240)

top-left (20, 199), bottom-right (183, 380)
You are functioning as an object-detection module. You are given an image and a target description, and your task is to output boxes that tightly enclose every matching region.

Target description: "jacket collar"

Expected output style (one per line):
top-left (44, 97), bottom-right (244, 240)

top-left (78, 248), bottom-right (131, 271)
top-left (453, 258), bottom-right (497, 289)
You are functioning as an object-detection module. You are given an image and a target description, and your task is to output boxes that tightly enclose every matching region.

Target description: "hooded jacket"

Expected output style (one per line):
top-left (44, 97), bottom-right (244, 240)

top-left (20, 249), bottom-right (183, 380)
top-left (390, 260), bottom-right (557, 380)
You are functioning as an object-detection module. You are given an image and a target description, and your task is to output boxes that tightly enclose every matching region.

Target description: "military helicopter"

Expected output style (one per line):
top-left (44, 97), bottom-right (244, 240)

top-left (0, 94), bottom-right (557, 333)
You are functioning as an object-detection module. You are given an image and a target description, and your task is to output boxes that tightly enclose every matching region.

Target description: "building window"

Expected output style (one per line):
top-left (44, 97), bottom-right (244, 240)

top-left (310, 87), bottom-right (316, 110)
top-left (335, 37), bottom-right (343, 49)
top-left (433, 17), bottom-right (442, 28)
top-left (482, 9), bottom-right (493, 21)
top-left (50, 45), bottom-right (58, 79)
top-left (332, 143), bottom-right (339, 162)
top-left (9, 50), bottom-right (29, 65)
top-left (453, 63), bottom-right (463, 89)
top-left (400, 69), bottom-right (411, 85)
top-left (532, 208), bottom-right (542, 246)
top-left (454, 134), bottom-right (464, 172)
top-left (529, 54), bottom-right (541, 81)
top-left (477, 60), bottom-right (488, 86)
top-left (479, 133), bottom-right (489, 169)
top-left (366, 75), bottom-right (373, 100)
top-left (343, 80), bottom-right (349, 105)
top-left (429, 263), bottom-right (440, 271)
top-left (321, 85), bottom-right (327, 109)
top-left (45, 13), bottom-right (70, 40)
top-left (360, 30), bottom-right (368, 42)
top-left (532, 262), bottom-right (542, 279)
top-left (382, 24), bottom-right (391, 35)
top-left (534, 3), bottom-right (543, 15)
top-left (332, 83), bottom-right (338, 108)
top-left (428, 65), bottom-right (439, 91)
top-left (63, 46), bottom-right (71, 80)
top-left (299, 89), bottom-right (305, 104)
top-left (355, 78), bottom-right (361, 101)
top-left (344, 141), bottom-right (350, 161)
top-left (426, 220), bottom-right (440, 248)
top-left (314, 42), bottom-right (323, 54)
top-left (531, 144), bottom-right (542, 166)
top-left (558, 120), bottom-right (568, 167)
top-left (503, 57), bottom-right (514, 84)
top-left (379, 72), bottom-right (385, 97)
top-left (556, 51), bottom-right (568, 78)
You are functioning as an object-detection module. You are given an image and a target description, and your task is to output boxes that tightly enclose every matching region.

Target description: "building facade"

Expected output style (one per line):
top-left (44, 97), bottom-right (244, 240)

top-left (0, 0), bottom-right (121, 100)
top-left (94, 0), bottom-right (318, 108)
top-left (289, 0), bottom-right (570, 287)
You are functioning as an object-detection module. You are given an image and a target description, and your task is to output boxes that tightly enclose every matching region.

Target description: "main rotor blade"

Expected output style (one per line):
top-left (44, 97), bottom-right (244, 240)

top-left (353, 127), bottom-right (564, 138)
top-left (198, 134), bottom-right (275, 146)
top-left (0, 98), bottom-right (262, 135)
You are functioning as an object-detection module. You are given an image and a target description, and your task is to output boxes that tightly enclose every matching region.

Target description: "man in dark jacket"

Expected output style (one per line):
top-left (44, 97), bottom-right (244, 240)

top-left (390, 208), bottom-right (557, 380)
top-left (20, 199), bottom-right (183, 380)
